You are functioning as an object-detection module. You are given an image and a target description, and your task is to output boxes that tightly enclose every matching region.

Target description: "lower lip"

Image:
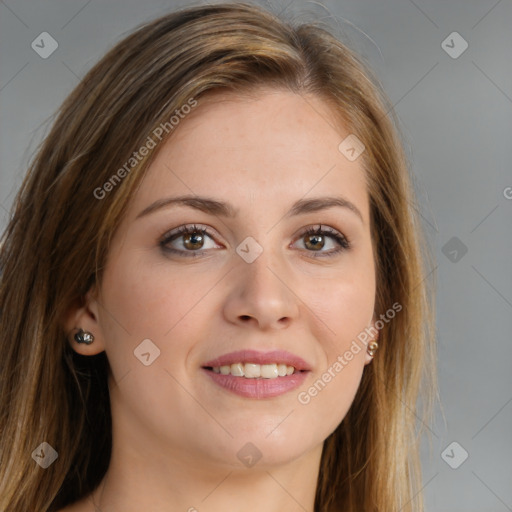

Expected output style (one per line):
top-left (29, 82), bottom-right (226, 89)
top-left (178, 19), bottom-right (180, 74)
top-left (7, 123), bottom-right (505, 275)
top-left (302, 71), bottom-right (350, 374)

top-left (202, 368), bottom-right (309, 398)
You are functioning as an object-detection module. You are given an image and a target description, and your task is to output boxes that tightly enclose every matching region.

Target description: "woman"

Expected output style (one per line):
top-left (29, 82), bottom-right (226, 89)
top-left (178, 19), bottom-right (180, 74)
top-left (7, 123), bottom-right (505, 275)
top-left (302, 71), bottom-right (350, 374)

top-left (0, 3), bottom-right (436, 511)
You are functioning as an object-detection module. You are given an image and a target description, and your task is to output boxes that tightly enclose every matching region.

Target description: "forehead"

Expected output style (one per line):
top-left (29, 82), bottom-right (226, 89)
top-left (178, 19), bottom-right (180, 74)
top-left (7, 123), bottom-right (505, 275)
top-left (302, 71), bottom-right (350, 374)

top-left (127, 88), bottom-right (369, 222)
top-left (172, 87), bottom-right (349, 154)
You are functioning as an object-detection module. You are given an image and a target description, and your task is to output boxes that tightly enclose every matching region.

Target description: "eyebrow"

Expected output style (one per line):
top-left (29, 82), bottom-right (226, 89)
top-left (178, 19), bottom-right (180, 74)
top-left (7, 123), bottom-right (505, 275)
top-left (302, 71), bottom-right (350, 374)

top-left (136, 194), bottom-right (364, 223)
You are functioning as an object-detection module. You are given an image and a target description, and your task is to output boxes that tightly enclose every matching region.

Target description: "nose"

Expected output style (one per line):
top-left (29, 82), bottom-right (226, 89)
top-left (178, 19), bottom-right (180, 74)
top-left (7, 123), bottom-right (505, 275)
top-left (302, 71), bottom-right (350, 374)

top-left (222, 246), bottom-right (300, 331)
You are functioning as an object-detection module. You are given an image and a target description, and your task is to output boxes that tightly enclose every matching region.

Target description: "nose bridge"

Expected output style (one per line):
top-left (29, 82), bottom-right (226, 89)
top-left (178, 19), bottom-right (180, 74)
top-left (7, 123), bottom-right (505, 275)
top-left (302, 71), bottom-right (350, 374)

top-left (238, 237), bottom-right (287, 297)
top-left (225, 236), bottom-right (299, 328)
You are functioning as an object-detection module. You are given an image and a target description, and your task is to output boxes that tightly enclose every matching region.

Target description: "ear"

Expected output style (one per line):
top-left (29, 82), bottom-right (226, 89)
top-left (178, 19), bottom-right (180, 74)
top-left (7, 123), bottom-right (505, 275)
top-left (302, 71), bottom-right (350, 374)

top-left (62, 285), bottom-right (106, 355)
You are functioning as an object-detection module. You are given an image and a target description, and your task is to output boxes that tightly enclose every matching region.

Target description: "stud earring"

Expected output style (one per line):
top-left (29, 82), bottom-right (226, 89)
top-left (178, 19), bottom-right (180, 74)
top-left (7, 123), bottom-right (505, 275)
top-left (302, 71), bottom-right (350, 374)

top-left (367, 340), bottom-right (379, 357)
top-left (74, 328), bottom-right (95, 345)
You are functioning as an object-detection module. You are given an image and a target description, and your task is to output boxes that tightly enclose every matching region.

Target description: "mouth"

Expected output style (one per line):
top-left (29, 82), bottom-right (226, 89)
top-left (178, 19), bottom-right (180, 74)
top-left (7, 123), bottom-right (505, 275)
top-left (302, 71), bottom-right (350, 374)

top-left (201, 350), bottom-right (311, 398)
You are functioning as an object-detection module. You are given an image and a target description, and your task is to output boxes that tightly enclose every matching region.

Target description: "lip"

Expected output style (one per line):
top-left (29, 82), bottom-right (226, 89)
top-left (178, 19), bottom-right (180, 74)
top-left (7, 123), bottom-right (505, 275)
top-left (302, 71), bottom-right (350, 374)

top-left (203, 369), bottom-right (308, 399)
top-left (202, 349), bottom-right (311, 371)
top-left (201, 349), bottom-right (311, 399)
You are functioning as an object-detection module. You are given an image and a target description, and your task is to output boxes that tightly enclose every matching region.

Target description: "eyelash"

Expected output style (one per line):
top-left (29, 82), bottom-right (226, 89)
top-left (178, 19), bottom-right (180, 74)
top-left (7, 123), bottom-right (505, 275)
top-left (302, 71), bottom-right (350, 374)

top-left (159, 224), bottom-right (351, 259)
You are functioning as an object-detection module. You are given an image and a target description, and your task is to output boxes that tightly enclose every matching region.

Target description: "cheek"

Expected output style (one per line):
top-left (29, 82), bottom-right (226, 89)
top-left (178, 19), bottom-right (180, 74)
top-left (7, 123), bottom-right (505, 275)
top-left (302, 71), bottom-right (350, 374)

top-left (100, 252), bottom-right (198, 336)
top-left (313, 278), bottom-right (373, 382)
top-left (299, 255), bottom-right (374, 408)
top-left (98, 250), bottom-right (224, 382)
top-left (294, 277), bottom-right (374, 437)
top-left (307, 255), bottom-right (376, 345)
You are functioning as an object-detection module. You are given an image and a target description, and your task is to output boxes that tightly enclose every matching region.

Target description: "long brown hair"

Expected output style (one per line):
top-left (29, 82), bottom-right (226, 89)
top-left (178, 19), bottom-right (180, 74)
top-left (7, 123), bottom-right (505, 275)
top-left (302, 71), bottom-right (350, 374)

top-left (0, 3), bottom-right (436, 510)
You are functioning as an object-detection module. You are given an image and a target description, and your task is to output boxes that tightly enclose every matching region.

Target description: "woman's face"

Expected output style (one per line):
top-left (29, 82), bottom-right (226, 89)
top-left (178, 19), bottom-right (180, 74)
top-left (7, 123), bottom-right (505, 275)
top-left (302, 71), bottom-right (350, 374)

top-left (85, 89), bottom-right (376, 469)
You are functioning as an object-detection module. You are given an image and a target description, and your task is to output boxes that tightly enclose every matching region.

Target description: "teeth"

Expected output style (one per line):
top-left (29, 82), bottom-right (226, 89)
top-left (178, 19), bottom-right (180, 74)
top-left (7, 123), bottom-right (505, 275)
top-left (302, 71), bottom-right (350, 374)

top-left (277, 364), bottom-right (288, 377)
top-left (261, 364), bottom-right (278, 379)
top-left (244, 363), bottom-right (260, 378)
top-left (211, 362), bottom-right (297, 378)
top-left (230, 363), bottom-right (244, 377)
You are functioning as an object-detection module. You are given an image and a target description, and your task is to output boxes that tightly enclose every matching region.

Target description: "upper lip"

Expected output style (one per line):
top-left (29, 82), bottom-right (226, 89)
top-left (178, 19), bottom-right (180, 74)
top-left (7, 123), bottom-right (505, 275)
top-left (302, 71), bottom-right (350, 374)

top-left (202, 349), bottom-right (311, 371)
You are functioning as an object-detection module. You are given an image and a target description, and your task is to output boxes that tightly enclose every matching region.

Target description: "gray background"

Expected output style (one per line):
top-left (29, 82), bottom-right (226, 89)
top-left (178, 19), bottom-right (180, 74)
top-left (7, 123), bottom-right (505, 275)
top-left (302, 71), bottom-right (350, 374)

top-left (1, 1), bottom-right (511, 510)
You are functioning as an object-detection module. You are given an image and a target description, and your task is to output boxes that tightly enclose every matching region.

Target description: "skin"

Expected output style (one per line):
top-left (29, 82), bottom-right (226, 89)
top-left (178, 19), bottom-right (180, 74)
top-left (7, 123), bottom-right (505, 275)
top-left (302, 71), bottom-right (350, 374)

top-left (62, 88), bottom-right (377, 512)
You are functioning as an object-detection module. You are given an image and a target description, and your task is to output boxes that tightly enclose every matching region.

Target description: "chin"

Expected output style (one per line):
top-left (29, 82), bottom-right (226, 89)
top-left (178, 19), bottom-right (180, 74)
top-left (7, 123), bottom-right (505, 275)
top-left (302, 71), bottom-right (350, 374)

top-left (202, 424), bottom-right (320, 470)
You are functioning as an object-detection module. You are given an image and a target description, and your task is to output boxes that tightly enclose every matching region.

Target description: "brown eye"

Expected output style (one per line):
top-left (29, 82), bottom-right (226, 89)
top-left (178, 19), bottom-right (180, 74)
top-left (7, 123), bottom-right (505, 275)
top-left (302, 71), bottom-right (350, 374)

top-left (182, 231), bottom-right (205, 250)
top-left (294, 225), bottom-right (350, 258)
top-left (303, 232), bottom-right (325, 251)
top-left (160, 224), bottom-right (218, 257)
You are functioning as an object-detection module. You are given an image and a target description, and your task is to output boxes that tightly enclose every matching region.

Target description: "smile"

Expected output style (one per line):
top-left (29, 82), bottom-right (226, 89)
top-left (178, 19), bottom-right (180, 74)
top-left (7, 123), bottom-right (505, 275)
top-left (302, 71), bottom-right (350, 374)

top-left (202, 349), bottom-right (311, 398)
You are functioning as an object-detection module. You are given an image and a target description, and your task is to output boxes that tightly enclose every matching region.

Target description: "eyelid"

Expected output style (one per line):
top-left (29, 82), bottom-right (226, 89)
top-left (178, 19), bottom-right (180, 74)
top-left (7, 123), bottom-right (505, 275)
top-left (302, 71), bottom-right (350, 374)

top-left (295, 224), bottom-right (350, 244)
top-left (162, 222), bottom-right (214, 235)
